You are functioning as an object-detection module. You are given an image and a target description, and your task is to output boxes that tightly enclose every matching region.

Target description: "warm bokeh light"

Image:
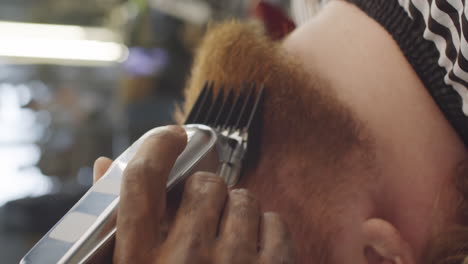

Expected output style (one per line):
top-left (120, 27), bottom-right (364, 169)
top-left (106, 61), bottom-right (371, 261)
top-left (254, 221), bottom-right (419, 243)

top-left (0, 21), bottom-right (128, 65)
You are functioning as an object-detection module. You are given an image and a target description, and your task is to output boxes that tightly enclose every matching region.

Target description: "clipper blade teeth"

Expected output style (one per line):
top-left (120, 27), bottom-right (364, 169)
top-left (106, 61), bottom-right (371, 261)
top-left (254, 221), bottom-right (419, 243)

top-left (185, 81), bottom-right (264, 136)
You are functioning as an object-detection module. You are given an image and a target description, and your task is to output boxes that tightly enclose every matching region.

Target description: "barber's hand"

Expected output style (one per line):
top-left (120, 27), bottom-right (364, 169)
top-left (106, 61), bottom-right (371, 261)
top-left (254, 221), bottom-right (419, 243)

top-left (93, 126), bottom-right (295, 264)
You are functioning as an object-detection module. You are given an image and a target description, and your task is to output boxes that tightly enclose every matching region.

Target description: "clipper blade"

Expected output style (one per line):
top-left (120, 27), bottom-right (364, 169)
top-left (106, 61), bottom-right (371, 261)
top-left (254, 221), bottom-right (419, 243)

top-left (184, 81), bottom-right (264, 186)
top-left (185, 81), bottom-right (264, 140)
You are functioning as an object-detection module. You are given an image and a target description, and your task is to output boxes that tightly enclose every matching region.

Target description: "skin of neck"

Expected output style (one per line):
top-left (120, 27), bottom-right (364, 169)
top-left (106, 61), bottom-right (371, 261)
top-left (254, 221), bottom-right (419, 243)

top-left (238, 1), bottom-right (467, 262)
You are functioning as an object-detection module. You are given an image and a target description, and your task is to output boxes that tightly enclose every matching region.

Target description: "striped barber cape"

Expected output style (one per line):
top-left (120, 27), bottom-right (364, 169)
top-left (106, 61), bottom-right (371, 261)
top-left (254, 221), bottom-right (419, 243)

top-left (341, 0), bottom-right (468, 147)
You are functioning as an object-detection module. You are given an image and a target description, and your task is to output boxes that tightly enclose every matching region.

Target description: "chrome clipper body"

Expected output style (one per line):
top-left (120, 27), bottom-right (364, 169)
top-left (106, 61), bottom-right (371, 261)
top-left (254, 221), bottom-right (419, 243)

top-left (21, 82), bottom-right (264, 264)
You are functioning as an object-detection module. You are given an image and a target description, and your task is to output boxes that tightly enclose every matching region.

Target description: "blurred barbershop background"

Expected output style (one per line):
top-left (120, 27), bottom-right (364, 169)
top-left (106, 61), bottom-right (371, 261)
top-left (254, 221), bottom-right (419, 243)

top-left (0, 0), bottom-right (298, 262)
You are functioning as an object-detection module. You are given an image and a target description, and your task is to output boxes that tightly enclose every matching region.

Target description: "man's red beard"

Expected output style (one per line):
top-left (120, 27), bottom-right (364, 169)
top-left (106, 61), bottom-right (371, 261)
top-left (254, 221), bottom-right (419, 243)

top-left (178, 21), bottom-right (377, 263)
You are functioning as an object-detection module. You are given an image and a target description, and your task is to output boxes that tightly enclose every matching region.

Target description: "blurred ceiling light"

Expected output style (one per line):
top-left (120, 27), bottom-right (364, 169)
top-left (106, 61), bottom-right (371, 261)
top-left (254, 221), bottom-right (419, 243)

top-left (150, 0), bottom-right (211, 25)
top-left (0, 21), bottom-right (128, 66)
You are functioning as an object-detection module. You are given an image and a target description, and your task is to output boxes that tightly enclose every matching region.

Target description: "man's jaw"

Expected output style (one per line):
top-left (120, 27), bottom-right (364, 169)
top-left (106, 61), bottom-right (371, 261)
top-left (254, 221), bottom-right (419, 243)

top-left (181, 20), bottom-right (368, 164)
top-left (181, 20), bottom-right (377, 263)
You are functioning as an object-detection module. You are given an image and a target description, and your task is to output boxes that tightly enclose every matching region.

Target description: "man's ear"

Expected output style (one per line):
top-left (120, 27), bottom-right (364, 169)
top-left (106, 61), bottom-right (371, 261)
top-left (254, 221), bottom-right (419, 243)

top-left (362, 218), bottom-right (416, 264)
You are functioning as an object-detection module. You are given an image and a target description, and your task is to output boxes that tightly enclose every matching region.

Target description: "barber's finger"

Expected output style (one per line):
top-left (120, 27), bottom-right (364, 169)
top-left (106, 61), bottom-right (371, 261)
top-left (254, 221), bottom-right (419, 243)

top-left (93, 156), bottom-right (113, 184)
top-left (258, 212), bottom-right (295, 264)
top-left (170, 172), bottom-right (228, 240)
top-left (215, 189), bottom-right (260, 263)
top-left (156, 172), bottom-right (227, 262)
top-left (114, 126), bottom-right (187, 264)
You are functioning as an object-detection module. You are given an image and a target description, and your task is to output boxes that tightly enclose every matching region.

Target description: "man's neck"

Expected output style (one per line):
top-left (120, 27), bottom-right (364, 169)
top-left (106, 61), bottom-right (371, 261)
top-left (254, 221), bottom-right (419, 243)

top-left (260, 0), bottom-right (467, 259)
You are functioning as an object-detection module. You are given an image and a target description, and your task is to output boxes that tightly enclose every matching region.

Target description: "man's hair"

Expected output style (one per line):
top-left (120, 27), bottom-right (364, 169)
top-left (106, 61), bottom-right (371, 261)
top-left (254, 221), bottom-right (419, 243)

top-left (178, 20), bottom-right (366, 166)
top-left (427, 161), bottom-right (468, 264)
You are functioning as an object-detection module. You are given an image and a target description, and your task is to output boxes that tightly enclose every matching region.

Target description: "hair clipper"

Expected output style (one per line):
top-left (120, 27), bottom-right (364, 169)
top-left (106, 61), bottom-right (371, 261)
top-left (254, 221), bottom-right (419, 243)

top-left (21, 82), bottom-right (264, 264)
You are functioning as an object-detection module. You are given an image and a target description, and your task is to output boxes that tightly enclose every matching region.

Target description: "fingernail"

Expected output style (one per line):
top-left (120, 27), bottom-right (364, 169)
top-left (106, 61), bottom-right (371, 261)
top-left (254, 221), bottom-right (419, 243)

top-left (165, 125), bottom-right (185, 134)
top-left (263, 212), bottom-right (279, 219)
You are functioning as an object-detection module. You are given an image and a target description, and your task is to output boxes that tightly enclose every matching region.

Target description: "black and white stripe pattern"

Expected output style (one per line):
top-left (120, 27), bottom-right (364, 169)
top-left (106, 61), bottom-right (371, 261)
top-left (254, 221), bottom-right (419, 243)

top-left (397, 0), bottom-right (468, 115)
top-left (314, 0), bottom-right (468, 145)
top-left (294, 0), bottom-right (468, 142)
